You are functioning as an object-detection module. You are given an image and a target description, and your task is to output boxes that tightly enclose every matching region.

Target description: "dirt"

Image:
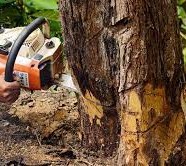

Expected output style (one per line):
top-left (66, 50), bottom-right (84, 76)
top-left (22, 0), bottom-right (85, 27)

top-left (1, 84), bottom-right (186, 165)
top-left (0, 85), bottom-right (113, 166)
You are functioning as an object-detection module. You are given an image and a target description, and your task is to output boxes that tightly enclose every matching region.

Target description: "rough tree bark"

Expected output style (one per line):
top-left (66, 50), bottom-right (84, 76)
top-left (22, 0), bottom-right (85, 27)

top-left (60, 0), bottom-right (185, 165)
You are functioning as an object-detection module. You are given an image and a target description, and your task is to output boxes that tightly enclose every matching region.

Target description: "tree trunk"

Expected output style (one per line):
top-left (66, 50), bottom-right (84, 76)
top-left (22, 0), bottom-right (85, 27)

top-left (59, 0), bottom-right (185, 165)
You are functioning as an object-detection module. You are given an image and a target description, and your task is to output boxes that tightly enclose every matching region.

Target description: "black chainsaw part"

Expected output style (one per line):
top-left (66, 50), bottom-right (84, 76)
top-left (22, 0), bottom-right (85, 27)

top-left (39, 60), bottom-right (51, 87)
top-left (5, 17), bottom-right (47, 82)
top-left (0, 47), bottom-right (8, 55)
top-left (0, 25), bottom-right (4, 34)
top-left (45, 41), bottom-right (55, 49)
top-left (3, 40), bottom-right (12, 49)
top-left (0, 40), bottom-right (12, 55)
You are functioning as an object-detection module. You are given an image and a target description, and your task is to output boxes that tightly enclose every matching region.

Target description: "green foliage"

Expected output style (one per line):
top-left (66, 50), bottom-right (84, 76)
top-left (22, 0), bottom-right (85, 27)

top-left (23, 0), bottom-right (58, 11)
top-left (0, 0), bottom-right (15, 6)
top-left (0, 0), bottom-right (61, 39)
top-left (178, 0), bottom-right (186, 64)
top-left (178, 0), bottom-right (186, 31)
top-left (0, 1), bottom-right (26, 27)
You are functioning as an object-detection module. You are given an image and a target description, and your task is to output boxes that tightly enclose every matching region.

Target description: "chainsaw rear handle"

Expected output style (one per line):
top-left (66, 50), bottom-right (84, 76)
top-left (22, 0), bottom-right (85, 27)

top-left (4, 17), bottom-right (49, 82)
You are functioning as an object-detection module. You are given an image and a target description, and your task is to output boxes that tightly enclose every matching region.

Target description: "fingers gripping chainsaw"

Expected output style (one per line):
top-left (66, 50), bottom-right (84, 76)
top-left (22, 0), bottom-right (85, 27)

top-left (0, 17), bottom-right (62, 90)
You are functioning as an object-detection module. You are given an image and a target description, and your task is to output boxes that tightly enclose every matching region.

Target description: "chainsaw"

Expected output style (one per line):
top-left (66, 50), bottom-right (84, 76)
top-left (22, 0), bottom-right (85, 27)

top-left (0, 17), bottom-right (63, 90)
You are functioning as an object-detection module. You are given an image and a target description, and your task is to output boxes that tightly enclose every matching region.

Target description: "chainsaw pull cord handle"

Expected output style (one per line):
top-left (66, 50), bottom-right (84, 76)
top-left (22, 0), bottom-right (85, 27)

top-left (4, 17), bottom-right (50, 82)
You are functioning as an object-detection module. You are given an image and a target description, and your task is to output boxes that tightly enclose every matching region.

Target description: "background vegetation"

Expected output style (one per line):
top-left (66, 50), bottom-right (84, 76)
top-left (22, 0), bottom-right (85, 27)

top-left (178, 0), bottom-right (186, 64)
top-left (0, 0), bottom-right (61, 39)
top-left (0, 0), bottom-right (186, 64)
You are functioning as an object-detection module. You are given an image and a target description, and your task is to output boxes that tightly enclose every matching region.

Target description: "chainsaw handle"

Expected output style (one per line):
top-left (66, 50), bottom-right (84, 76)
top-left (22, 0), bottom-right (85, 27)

top-left (5, 17), bottom-right (48, 82)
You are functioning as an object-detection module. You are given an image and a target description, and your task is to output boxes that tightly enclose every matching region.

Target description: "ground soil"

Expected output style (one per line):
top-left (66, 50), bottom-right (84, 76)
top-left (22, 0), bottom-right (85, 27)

top-left (1, 84), bottom-right (186, 165)
top-left (0, 85), bottom-right (113, 166)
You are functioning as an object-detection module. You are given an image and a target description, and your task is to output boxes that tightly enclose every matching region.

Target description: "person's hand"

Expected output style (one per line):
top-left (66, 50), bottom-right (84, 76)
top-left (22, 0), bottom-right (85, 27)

top-left (0, 75), bottom-right (20, 104)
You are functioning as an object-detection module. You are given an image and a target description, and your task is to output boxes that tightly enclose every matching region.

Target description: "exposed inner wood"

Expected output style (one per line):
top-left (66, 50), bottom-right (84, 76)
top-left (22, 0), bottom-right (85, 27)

top-left (60, 0), bottom-right (185, 164)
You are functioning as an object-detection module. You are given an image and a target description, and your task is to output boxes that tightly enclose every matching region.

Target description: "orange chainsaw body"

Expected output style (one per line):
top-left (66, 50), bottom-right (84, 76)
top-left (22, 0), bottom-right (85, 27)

top-left (0, 54), bottom-right (40, 89)
top-left (0, 18), bottom-right (63, 90)
top-left (0, 38), bottom-right (62, 90)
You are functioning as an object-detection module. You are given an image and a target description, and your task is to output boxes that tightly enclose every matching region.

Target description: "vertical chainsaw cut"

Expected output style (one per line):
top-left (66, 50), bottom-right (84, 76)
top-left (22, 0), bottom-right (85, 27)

top-left (0, 17), bottom-right (62, 90)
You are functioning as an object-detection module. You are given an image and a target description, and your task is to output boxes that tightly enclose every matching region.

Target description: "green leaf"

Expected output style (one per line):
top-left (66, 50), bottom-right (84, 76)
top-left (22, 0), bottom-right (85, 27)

top-left (183, 47), bottom-right (186, 64)
top-left (0, 0), bottom-right (15, 4)
top-left (23, 0), bottom-right (58, 10)
top-left (181, 24), bottom-right (186, 31)
top-left (32, 9), bottom-right (59, 21)
top-left (178, 6), bottom-right (186, 19)
top-left (178, 0), bottom-right (186, 5)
